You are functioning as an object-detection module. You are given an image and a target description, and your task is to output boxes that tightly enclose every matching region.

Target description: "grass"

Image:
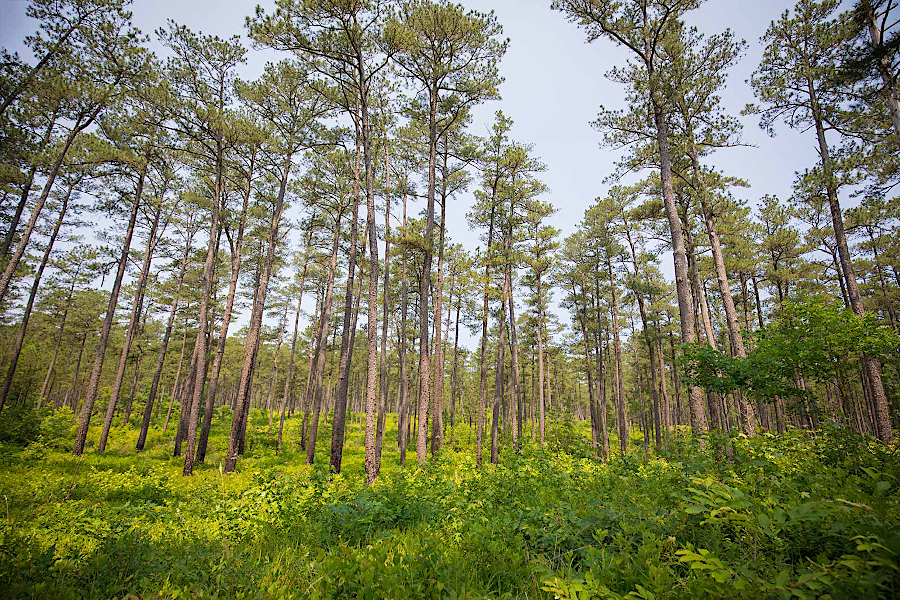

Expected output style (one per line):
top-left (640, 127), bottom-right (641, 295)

top-left (0, 404), bottom-right (898, 598)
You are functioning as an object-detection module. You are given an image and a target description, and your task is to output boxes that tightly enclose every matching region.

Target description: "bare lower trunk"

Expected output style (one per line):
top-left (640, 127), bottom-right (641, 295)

top-left (0, 185), bottom-right (70, 411)
top-left (650, 84), bottom-right (706, 437)
top-left (491, 271), bottom-right (509, 464)
top-left (688, 143), bottom-right (755, 434)
top-left (73, 168), bottom-right (144, 454)
top-left (476, 207), bottom-right (496, 468)
top-left (221, 156), bottom-right (290, 474)
top-left (375, 143), bottom-right (391, 475)
top-left (197, 158), bottom-right (253, 462)
top-left (331, 140), bottom-right (362, 475)
top-left (306, 212), bottom-right (342, 465)
top-left (811, 84), bottom-right (892, 442)
top-left (99, 202), bottom-right (162, 451)
top-left (40, 265), bottom-right (79, 402)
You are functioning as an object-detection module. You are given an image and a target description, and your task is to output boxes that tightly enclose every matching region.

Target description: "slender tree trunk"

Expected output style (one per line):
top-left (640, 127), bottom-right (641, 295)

top-left (220, 154), bottom-right (291, 474)
top-left (331, 138), bottom-right (362, 475)
top-left (277, 249), bottom-right (310, 454)
top-left (649, 79), bottom-right (707, 437)
top-left (0, 182), bottom-right (70, 411)
top-left (163, 320), bottom-right (189, 436)
top-left (810, 81), bottom-right (892, 442)
top-left (98, 200), bottom-right (163, 451)
top-left (375, 141), bottom-right (391, 474)
top-left (197, 152), bottom-right (254, 462)
top-left (398, 192), bottom-right (410, 465)
top-left (686, 141), bottom-right (756, 434)
top-left (0, 110), bottom-right (98, 305)
top-left (306, 211), bottom-right (343, 465)
top-left (39, 252), bottom-right (79, 401)
top-left (491, 269), bottom-right (509, 464)
top-left (183, 137), bottom-right (229, 475)
top-left (862, 0), bottom-right (900, 143)
top-left (430, 154), bottom-right (450, 457)
top-left (73, 167), bottom-right (144, 454)
top-left (450, 294), bottom-right (461, 442)
top-left (536, 273), bottom-right (546, 446)
top-left (416, 95), bottom-right (440, 465)
top-left (136, 236), bottom-right (190, 450)
top-left (357, 81), bottom-right (381, 485)
top-left (1, 113), bottom-right (57, 258)
top-left (477, 207), bottom-right (496, 468)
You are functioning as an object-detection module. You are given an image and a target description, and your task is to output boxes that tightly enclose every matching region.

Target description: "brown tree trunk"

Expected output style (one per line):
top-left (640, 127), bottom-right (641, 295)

top-left (99, 198), bottom-right (163, 451)
top-left (398, 192), bottom-right (410, 465)
top-left (810, 81), bottom-right (892, 442)
top-left (0, 109), bottom-right (99, 305)
top-left (73, 167), bottom-right (144, 454)
top-left (137, 233), bottom-right (191, 450)
top-left (0, 182), bottom-right (70, 411)
top-left (197, 152), bottom-right (254, 462)
top-left (277, 248), bottom-right (311, 453)
top-left (330, 139), bottom-right (362, 475)
top-left (649, 82), bottom-right (707, 437)
top-left (163, 320), bottom-right (189, 436)
top-left (536, 272), bottom-right (546, 446)
top-left (220, 155), bottom-right (291, 474)
top-left (476, 206), bottom-right (496, 468)
top-left (491, 270), bottom-right (508, 464)
top-left (687, 142), bottom-right (756, 435)
top-left (306, 210), bottom-right (343, 465)
top-left (39, 261), bottom-right (79, 402)
top-left (1, 113), bottom-right (57, 258)
top-left (375, 141), bottom-right (392, 474)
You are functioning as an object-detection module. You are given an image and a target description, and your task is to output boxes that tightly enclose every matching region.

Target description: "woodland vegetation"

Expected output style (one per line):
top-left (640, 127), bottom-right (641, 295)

top-left (0, 0), bottom-right (898, 598)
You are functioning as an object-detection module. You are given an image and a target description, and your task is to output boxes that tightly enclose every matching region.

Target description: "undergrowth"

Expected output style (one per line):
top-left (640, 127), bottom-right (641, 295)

top-left (0, 406), bottom-right (897, 599)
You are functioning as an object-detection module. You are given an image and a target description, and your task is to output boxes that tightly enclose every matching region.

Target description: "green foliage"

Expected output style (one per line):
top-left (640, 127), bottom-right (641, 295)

top-left (0, 408), bottom-right (898, 598)
top-left (683, 298), bottom-right (899, 403)
top-left (0, 404), bottom-right (41, 445)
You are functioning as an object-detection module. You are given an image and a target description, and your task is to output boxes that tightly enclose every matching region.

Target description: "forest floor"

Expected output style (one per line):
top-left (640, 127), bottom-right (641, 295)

top-left (0, 406), bottom-right (898, 599)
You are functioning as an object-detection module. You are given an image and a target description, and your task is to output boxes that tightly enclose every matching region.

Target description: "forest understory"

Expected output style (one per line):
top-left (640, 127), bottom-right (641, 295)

top-left (0, 406), bottom-right (897, 599)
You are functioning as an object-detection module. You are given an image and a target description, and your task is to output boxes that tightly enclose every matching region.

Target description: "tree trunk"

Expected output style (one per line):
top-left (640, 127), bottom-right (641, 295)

top-left (306, 210), bottom-right (343, 465)
top-left (375, 140), bottom-right (392, 475)
top-left (163, 320), bottom-right (189, 436)
top-left (277, 249), bottom-right (311, 453)
top-left (649, 80), bottom-right (707, 437)
top-left (98, 198), bottom-right (163, 451)
top-left (0, 109), bottom-right (99, 305)
top-left (686, 141), bottom-right (756, 435)
top-left (136, 234), bottom-right (190, 450)
top-left (39, 247), bottom-right (79, 401)
top-left (197, 151), bottom-right (255, 462)
top-left (476, 206), bottom-right (496, 468)
top-left (220, 155), bottom-right (291, 474)
top-left (73, 167), bottom-right (144, 454)
top-left (330, 138), bottom-right (362, 475)
top-left (0, 181), bottom-right (70, 411)
top-left (491, 270), bottom-right (509, 464)
top-left (1, 113), bottom-right (57, 258)
top-left (810, 80), bottom-right (892, 442)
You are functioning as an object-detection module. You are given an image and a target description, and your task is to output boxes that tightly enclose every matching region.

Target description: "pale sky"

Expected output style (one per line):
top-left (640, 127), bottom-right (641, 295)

top-left (0, 0), bottom-right (827, 349)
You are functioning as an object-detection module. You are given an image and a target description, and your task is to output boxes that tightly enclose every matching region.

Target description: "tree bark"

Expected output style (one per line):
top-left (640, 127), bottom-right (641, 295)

top-left (649, 82), bottom-right (707, 437)
top-left (136, 233), bottom-right (191, 451)
top-left (0, 181), bottom-right (71, 411)
top-left (196, 149), bottom-right (255, 462)
top-left (330, 138), bottom-right (362, 475)
top-left (73, 167), bottom-right (144, 454)
top-left (98, 197), bottom-right (163, 451)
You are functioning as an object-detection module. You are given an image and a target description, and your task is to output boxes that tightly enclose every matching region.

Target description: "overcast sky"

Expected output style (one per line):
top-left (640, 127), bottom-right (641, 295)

top-left (0, 0), bottom-right (827, 349)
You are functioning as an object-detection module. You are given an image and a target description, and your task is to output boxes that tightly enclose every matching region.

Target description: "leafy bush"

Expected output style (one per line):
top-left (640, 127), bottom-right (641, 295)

top-left (0, 404), bottom-right (41, 445)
